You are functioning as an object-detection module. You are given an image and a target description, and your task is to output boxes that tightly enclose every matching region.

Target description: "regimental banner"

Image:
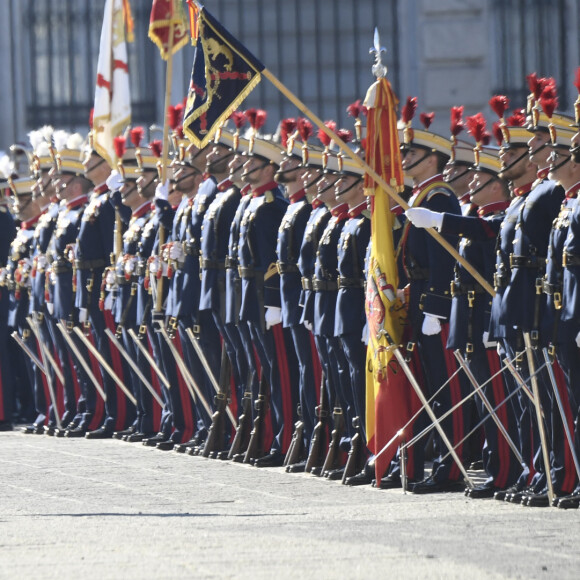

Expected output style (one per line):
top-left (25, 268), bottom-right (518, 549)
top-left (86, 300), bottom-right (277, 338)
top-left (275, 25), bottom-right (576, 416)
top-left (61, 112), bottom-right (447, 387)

top-left (148, 0), bottom-right (190, 60)
top-left (93, 0), bottom-right (132, 169)
top-left (182, 5), bottom-right (265, 148)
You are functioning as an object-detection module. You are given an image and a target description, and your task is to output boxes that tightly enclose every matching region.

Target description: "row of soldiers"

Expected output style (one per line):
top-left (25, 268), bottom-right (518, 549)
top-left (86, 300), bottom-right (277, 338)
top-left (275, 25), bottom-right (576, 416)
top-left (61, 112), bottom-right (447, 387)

top-left (2, 70), bottom-right (580, 509)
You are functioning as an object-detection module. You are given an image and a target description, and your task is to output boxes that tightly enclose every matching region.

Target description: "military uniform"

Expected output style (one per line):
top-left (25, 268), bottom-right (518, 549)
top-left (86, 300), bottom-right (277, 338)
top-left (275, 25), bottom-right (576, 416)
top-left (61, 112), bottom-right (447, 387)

top-left (313, 202), bottom-right (353, 446)
top-left (238, 179), bottom-right (295, 457)
top-left (75, 183), bottom-right (131, 434)
top-left (276, 185), bottom-right (316, 454)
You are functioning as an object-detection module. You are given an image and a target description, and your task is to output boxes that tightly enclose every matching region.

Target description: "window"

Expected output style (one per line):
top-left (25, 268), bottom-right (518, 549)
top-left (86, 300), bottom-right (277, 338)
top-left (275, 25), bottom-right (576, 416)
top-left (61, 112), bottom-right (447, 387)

top-left (23, 0), bottom-right (157, 132)
top-left (491, 0), bottom-right (569, 111)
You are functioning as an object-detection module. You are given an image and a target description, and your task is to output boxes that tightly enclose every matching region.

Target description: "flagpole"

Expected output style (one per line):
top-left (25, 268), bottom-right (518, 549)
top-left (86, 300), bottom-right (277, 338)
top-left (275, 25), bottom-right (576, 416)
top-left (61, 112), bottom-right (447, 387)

top-left (155, 0), bottom-right (176, 314)
top-left (261, 68), bottom-right (495, 298)
top-left (160, 3), bottom-right (176, 186)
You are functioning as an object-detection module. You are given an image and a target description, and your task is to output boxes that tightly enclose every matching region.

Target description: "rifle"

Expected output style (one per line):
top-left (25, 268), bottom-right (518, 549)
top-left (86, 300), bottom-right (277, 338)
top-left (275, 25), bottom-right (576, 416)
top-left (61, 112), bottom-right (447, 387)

top-left (305, 372), bottom-right (329, 474)
top-left (202, 344), bottom-right (232, 459)
top-left (243, 372), bottom-right (269, 464)
top-left (283, 411), bottom-right (304, 469)
top-left (228, 385), bottom-right (253, 461)
top-left (321, 405), bottom-right (345, 477)
top-left (341, 417), bottom-right (366, 483)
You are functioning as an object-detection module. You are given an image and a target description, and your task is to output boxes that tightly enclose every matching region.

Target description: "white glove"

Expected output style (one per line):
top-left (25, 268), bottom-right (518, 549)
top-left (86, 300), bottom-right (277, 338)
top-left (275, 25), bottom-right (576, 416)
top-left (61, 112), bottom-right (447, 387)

top-left (303, 320), bottom-right (313, 332)
top-left (482, 331), bottom-right (497, 349)
top-left (405, 207), bottom-right (444, 230)
top-left (169, 241), bottom-right (184, 262)
top-left (361, 322), bottom-right (369, 345)
top-left (155, 180), bottom-right (169, 201)
top-left (265, 306), bottom-right (282, 330)
top-left (422, 314), bottom-right (442, 336)
top-left (106, 170), bottom-right (124, 192)
top-left (46, 302), bottom-right (54, 315)
top-left (576, 331), bottom-right (580, 349)
top-left (104, 293), bottom-right (113, 311)
top-left (79, 308), bottom-right (88, 324)
top-left (36, 255), bottom-right (48, 271)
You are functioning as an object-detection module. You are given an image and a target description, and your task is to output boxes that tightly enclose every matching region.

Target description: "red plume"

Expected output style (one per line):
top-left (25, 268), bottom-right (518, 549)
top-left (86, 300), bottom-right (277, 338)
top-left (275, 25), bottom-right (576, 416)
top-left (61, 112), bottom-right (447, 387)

top-left (280, 118), bottom-right (297, 148)
top-left (574, 67), bottom-right (580, 94)
top-left (297, 117), bottom-right (313, 143)
top-left (489, 95), bottom-right (509, 119)
top-left (336, 129), bottom-right (353, 144)
top-left (167, 105), bottom-right (181, 131)
top-left (318, 121), bottom-right (336, 147)
top-left (420, 112), bottom-right (435, 129)
top-left (113, 136), bottom-right (126, 160)
top-left (527, 73), bottom-right (542, 99)
top-left (150, 140), bottom-right (163, 158)
top-left (130, 127), bottom-right (144, 147)
top-left (492, 121), bottom-right (504, 146)
top-left (539, 96), bottom-right (558, 119)
top-left (346, 100), bottom-right (363, 119)
top-left (541, 77), bottom-right (557, 96)
top-left (88, 108), bottom-right (94, 129)
top-left (506, 109), bottom-right (527, 127)
top-left (481, 132), bottom-right (491, 146)
top-left (230, 110), bottom-right (247, 130)
top-left (466, 113), bottom-right (487, 143)
top-left (450, 106), bottom-right (464, 137)
top-left (245, 108), bottom-right (267, 131)
top-left (401, 97), bottom-right (418, 124)
top-left (360, 137), bottom-right (367, 151)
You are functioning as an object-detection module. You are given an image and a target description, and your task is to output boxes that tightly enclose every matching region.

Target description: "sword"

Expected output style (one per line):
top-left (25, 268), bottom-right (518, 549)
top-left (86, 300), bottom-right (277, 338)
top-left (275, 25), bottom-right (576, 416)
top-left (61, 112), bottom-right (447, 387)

top-left (26, 315), bottom-right (65, 384)
top-left (158, 324), bottom-right (214, 418)
top-left (542, 347), bottom-right (580, 482)
top-left (27, 315), bottom-right (61, 429)
top-left (104, 328), bottom-right (165, 409)
top-left (127, 328), bottom-right (171, 390)
top-left (523, 332), bottom-right (554, 504)
top-left (72, 326), bottom-right (137, 406)
top-left (185, 327), bottom-right (236, 428)
top-left (382, 331), bottom-right (474, 488)
top-left (503, 356), bottom-right (543, 407)
top-left (11, 331), bottom-right (48, 376)
top-left (439, 381), bottom-right (525, 465)
top-left (400, 356), bottom-right (508, 454)
top-left (454, 350), bottom-right (523, 464)
top-left (56, 321), bottom-right (107, 403)
top-left (373, 362), bottom-right (472, 462)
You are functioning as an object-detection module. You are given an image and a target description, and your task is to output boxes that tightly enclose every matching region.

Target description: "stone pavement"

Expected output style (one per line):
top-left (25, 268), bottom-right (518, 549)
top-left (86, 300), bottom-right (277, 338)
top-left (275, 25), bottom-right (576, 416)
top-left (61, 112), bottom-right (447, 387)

top-left (1, 430), bottom-right (579, 580)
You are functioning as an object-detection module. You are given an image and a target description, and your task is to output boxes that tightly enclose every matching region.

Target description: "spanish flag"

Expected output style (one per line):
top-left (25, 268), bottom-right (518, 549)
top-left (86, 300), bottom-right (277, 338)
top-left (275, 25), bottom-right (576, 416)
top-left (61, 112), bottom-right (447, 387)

top-left (364, 77), bottom-right (420, 485)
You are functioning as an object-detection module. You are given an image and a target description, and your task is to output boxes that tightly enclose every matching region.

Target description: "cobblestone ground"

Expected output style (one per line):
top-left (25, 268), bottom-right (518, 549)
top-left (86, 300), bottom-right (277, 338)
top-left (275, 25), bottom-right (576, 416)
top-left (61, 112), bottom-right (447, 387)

top-left (1, 430), bottom-right (579, 579)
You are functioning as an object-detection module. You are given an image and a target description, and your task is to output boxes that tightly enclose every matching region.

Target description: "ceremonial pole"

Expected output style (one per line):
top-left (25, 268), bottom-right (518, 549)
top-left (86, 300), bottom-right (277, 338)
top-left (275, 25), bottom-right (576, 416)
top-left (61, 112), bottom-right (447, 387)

top-left (262, 68), bottom-right (494, 297)
top-left (155, 6), bottom-right (176, 316)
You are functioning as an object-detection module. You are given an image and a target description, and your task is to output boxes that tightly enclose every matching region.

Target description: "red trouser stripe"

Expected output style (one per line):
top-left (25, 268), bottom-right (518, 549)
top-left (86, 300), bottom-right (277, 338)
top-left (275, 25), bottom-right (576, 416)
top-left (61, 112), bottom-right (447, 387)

top-left (553, 358), bottom-right (576, 493)
top-left (103, 311), bottom-right (127, 430)
top-left (87, 331), bottom-right (105, 430)
top-left (174, 332), bottom-right (195, 442)
top-left (272, 324), bottom-right (293, 453)
top-left (440, 323), bottom-right (464, 481)
top-left (487, 349), bottom-right (510, 488)
top-left (147, 336), bottom-right (162, 430)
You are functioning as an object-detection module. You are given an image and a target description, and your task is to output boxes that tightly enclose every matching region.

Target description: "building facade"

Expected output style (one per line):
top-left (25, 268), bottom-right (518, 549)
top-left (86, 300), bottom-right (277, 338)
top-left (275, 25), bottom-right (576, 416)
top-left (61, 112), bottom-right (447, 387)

top-left (0, 0), bottom-right (578, 153)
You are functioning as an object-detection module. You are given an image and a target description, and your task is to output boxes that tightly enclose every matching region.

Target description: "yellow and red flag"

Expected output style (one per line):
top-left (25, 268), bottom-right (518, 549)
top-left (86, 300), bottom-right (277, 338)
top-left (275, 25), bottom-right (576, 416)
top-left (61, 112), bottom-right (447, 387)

top-left (92, 0), bottom-right (132, 168)
top-left (149, 0), bottom-right (190, 60)
top-left (363, 77), bottom-right (420, 484)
